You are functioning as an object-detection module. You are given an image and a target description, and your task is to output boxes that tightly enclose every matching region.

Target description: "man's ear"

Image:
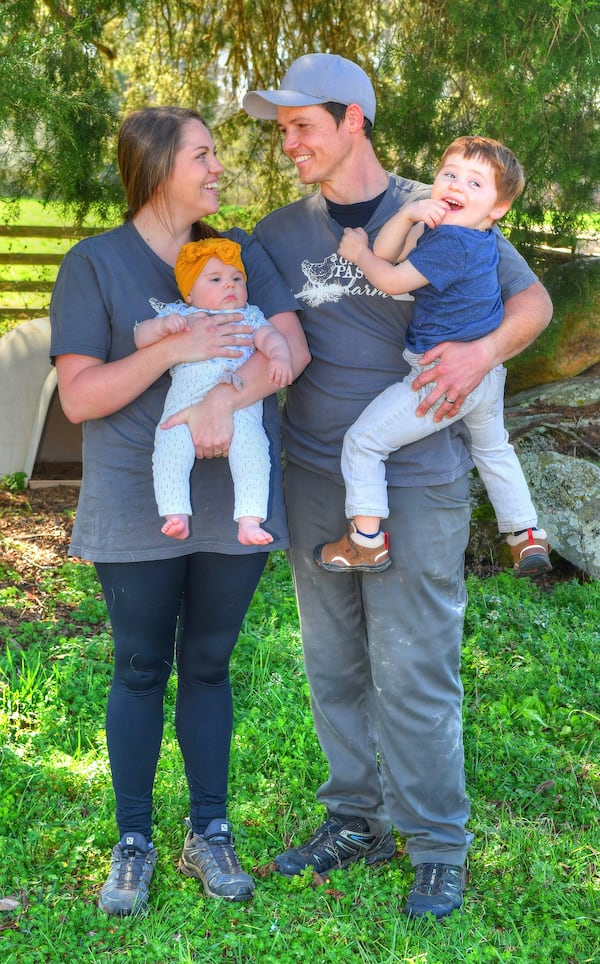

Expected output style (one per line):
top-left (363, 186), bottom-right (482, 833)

top-left (345, 103), bottom-right (366, 132)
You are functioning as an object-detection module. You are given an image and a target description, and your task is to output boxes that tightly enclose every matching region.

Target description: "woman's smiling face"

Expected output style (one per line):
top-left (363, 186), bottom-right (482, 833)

top-left (164, 119), bottom-right (225, 221)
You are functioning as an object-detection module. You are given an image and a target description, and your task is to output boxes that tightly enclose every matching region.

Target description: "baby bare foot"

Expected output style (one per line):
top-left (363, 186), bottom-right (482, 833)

top-left (162, 515), bottom-right (190, 540)
top-left (237, 518), bottom-right (274, 546)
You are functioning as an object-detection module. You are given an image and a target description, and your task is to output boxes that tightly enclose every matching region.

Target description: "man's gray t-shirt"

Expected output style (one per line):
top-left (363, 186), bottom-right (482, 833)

top-left (50, 222), bottom-right (299, 562)
top-left (254, 175), bottom-right (538, 486)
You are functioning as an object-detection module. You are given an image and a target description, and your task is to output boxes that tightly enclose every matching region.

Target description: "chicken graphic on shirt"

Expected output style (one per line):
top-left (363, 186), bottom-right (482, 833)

top-left (294, 251), bottom-right (414, 308)
top-left (295, 254), bottom-right (346, 307)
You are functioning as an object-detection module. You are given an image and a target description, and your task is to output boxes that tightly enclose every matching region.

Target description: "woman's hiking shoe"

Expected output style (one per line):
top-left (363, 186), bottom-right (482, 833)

top-left (403, 862), bottom-right (467, 919)
top-left (314, 523), bottom-right (391, 573)
top-left (506, 528), bottom-right (552, 578)
top-left (178, 818), bottom-right (255, 901)
top-left (98, 832), bottom-right (157, 917)
top-left (274, 814), bottom-right (396, 877)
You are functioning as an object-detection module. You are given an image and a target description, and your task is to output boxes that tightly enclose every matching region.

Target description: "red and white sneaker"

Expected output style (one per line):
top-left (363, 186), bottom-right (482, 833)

top-left (506, 528), bottom-right (552, 578)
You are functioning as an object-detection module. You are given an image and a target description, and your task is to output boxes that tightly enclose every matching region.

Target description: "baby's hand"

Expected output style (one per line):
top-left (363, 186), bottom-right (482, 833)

top-left (267, 357), bottom-right (294, 388)
top-left (160, 313), bottom-right (190, 336)
top-left (338, 226), bottom-right (369, 265)
top-left (406, 198), bottom-right (450, 229)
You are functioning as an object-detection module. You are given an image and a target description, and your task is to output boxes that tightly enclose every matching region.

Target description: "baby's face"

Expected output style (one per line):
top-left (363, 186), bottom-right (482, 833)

top-left (188, 257), bottom-right (247, 310)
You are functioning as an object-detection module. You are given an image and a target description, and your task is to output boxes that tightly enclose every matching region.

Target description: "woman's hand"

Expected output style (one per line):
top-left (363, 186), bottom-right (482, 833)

top-left (168, 310), bottom-right (253, 365)
top-left (160, 384), bottom-right (235, 459)
top-left (160, 309), bottom-right (309, 458)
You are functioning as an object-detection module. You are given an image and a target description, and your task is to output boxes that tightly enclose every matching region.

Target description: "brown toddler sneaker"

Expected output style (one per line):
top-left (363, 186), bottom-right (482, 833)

top-left (506, 528), bottom-right (552, 578)
top-left (314, 522), bottom-right (391, 573)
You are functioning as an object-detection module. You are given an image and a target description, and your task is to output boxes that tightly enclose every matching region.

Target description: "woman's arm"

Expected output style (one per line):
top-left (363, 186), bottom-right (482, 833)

top-left (56, 313), bottom-right (255, 423)
top-left (161, 310), bottom-right (310, 458)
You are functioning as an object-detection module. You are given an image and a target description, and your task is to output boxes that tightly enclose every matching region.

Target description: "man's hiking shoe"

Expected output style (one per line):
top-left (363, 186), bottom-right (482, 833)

top-left (506, 528), bottom-right (552, 578)
top-left (274, 814), bottom-right (396, 877)
top-left (314, 523), bottom-right (391, 573)
top-left (403, 862), bottom-right (467, 919)
top-left (178, 818), bottom-right (255, 901)
top-left (98, 831), bottom-right (157, 917)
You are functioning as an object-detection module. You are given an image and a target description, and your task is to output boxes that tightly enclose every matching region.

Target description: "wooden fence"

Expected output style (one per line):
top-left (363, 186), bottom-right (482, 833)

top-left (0, 225), bottom-right (102, 321)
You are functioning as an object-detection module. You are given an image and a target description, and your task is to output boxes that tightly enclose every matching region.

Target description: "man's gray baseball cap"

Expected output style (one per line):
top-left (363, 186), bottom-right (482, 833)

top-left (242, 53), bottom-right (376, 124)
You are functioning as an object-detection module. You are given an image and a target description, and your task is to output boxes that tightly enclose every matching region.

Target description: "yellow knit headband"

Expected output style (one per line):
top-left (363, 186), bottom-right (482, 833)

top-left (174, 238), bottom-right (246, 301)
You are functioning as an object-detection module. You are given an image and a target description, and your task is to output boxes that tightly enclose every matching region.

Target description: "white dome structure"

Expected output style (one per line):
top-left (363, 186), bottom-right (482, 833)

top-left (0, 318), bottom-right (81, 481)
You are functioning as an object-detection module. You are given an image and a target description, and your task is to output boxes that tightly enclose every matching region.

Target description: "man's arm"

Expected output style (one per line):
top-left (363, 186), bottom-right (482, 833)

top-left (412, 280), bottom-right (553, 420)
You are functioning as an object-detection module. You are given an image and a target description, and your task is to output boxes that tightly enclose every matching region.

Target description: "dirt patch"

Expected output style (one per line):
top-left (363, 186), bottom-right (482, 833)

top-left (0, 483), bottom-right (78, 568)
top-left (29, 460), bottom-right (83, 482)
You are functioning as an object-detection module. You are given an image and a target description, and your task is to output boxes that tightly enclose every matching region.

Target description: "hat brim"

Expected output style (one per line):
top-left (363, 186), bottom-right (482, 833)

top-left (243, 90), bottom-right (332, 120)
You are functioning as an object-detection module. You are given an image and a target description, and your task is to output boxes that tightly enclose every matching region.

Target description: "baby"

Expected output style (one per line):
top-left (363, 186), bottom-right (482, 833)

top-left (134, 238), bottom-right (293, 544)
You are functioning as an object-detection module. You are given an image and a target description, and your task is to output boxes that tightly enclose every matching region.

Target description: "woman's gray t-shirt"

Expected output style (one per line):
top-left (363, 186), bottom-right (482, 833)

top-left (50, 222), bottom-right (299, 562)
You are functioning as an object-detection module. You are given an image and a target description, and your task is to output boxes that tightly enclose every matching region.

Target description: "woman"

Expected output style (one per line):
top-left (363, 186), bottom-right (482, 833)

top-left (50, 107), bottom-right (309, 916)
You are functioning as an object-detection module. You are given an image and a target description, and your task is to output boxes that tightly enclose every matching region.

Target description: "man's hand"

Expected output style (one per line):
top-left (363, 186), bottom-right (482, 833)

top-left (412, 340), bottom-right (495, 421)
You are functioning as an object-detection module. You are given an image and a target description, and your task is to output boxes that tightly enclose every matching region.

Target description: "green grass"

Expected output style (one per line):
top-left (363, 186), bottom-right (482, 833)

top-left (1, 488), bottom-right (599, 964)
top-left (0, 198), bottom-right (108, 328)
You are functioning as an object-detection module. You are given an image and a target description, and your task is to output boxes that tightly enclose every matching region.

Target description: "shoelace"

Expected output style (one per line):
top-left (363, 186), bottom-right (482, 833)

top-left (207, 838), bottom-right (241, 872)
top-left (413, 863), bottom-right (461, 894)
top-left (116, 846), bottom-right (147, 888)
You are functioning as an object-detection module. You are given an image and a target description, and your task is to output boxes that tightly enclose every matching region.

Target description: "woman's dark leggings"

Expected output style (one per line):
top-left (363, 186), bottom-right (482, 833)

top-left (95, 551), bottom-right (266, 842)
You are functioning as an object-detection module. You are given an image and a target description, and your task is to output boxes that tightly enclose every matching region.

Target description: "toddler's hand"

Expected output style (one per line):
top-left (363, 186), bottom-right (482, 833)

top-left (407, 198), bottom-right (451, 229)
top-left (338, 226), bottom-right (369, 265)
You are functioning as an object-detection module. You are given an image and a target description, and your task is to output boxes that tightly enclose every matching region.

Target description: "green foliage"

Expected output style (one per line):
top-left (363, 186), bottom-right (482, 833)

top-left (376, 0), bottom-right (600, 247)
top-left (0, 473), bottom-right (27, 493)
top-left (0, 0), bottom-right (127, 220)
top-left (1, 1), bottom-right (597, 236)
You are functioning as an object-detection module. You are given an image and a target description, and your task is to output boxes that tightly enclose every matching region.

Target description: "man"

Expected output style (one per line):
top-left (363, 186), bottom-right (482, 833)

top-left (243, 53), bottom-right (552, 919)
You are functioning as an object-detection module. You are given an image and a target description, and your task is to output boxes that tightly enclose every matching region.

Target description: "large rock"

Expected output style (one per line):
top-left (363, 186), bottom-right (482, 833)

top-left (518, 451), bottom-right (600, 578)
top-left (505, 257), bottom-right (600, 394)
top-left (468, 372), bottom-right (600, 578)
top-left (504, 373), bottom-right (600, 460)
